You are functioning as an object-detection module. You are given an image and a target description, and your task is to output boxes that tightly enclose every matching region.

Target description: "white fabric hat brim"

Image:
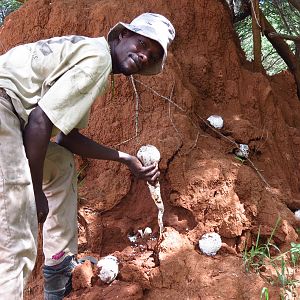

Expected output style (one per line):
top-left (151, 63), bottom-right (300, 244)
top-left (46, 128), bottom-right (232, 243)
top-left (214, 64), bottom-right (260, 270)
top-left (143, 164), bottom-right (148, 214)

top-left (107, 22), bottom-right (166, 75)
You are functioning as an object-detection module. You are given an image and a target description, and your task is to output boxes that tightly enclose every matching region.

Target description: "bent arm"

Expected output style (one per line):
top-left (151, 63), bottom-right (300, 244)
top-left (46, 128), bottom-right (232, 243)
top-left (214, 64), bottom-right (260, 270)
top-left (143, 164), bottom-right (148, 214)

top-left (56, 128), bottom-right (131, 163)
top-left (57, 129), bottom-right (159, 183)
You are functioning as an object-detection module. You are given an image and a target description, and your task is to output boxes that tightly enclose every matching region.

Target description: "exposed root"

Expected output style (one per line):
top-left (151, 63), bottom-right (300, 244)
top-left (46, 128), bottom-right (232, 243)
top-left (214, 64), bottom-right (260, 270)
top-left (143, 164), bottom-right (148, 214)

top-left (185, 131), bottom-right (200, 155)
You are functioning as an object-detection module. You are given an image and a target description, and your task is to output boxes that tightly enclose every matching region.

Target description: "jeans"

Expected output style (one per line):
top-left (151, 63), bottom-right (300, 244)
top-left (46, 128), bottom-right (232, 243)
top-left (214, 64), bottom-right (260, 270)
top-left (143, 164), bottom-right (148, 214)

top-left (43, 256), bottom-right (78, 300)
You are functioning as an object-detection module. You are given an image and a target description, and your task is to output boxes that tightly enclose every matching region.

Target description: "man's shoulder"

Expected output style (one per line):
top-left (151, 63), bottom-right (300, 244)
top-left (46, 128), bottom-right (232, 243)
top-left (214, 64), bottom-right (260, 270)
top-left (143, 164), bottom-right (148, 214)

top-left (66, 36), bottom-right (109, 58)
top-left (33, 35), bottom-right (108, 51)
top-left (78, 36), bottom-right (111, 66)
top-left (83, 36), bottom-right (110, 53)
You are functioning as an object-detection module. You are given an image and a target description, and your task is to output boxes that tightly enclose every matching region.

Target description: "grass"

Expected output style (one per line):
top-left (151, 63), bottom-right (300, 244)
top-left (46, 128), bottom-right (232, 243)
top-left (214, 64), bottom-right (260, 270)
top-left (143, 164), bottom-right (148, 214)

top-left (243, 217), bottom-right (300, 297)
top-left (243, 226), bottom-right (268, 273)
top-left (234, 155), bottom-right (246, 163)
top-left (290, 242), bottom-right (300, 266)
top-left (243, 218), bottom-right (280, 273)
top-left (260, 287), bottom-right (269, 300)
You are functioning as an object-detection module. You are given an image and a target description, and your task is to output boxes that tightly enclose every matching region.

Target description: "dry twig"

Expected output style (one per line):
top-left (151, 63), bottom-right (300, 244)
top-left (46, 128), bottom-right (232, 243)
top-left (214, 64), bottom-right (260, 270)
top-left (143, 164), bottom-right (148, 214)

top-left (134, 78), bottom-right (186, 112)
top-left (246, 158), bottom-right (271, 187)
top-left (185, 131), bottom-right (200, 155)
top-left (168, 82), bottom-right (183, 143)
top-left (130, 75), bottom-right (140, 138)
top-left (114, 76), bottom-right (140, 147)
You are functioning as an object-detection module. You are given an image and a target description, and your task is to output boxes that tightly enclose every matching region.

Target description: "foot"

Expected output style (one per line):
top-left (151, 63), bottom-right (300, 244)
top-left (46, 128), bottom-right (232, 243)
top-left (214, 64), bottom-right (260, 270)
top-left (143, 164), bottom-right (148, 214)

top-left (43, 255), bottom-right (78, 300)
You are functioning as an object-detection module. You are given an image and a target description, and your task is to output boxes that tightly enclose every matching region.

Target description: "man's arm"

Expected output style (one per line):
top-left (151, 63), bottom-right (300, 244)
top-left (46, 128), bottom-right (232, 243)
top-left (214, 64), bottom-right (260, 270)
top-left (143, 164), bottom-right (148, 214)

top-left (56, 129), bottom-right (159, 184)
top-left (23, 106), bottom-right (53, 223)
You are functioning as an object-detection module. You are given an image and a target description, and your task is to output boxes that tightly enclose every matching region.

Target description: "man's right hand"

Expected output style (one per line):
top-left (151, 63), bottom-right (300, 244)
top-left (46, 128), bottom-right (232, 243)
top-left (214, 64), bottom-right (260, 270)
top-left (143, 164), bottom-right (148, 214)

top-left (56, 130), bottom-right (161, 185)
top-left (126, 155), bottom-right (160, 185)
top-left (35, 191), bottom-right (49, 223)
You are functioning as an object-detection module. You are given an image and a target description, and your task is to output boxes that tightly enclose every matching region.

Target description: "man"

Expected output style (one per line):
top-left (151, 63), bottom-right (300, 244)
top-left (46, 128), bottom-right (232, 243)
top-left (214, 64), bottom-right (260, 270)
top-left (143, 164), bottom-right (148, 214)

top-left (0, 12), bottom-right (175, 299)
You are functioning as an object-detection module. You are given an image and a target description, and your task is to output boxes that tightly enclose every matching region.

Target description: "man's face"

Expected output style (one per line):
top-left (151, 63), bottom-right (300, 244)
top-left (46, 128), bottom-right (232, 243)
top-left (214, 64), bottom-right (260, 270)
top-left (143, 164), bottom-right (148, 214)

top-left (112, 30), bottom-right (164, 75)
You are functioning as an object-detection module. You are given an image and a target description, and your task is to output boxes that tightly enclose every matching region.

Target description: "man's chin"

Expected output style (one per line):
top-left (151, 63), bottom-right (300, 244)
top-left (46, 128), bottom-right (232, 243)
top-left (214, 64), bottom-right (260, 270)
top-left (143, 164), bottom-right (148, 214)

top-left (121, 70), bottom-right (133, 76)
top-left (119, 64), bottom-right (140, 76)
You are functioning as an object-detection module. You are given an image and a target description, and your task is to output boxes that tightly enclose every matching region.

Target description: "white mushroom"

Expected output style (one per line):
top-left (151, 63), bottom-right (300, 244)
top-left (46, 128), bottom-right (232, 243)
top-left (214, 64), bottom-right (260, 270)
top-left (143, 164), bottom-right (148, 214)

top-left (97, 255), bottom-right (119, 284)
top-left (137, 145), bottom-right (164, 237)
top-left (235, 144), bottom-right (249, 158)
top-left (143, 227), bottom-right (152, 237)
top-left (137, 145), bottom-right (160, 166)
top-left (199, 232), bottom-right (222, 256)
top-left (295, 210), bottom-right (300, 221)
top-left (207, 115), bottom-right (224, 129)
top-left (128, 233), bottom-right (138, 243)
top-left (137, 229), bottom-right (144, 237)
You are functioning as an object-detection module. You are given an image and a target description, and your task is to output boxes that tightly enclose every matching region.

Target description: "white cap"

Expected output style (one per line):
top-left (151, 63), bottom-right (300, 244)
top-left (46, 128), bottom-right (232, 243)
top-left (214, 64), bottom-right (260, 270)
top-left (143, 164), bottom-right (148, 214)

top-left (108, 13), bottom-right (175, 75)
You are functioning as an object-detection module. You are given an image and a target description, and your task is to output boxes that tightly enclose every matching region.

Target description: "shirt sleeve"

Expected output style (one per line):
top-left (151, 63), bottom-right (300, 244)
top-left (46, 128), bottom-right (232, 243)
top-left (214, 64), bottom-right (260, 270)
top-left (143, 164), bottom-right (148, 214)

top-left (75, 109), bottom-right (90, 129)
top-left (38, 52), bottom-right (111, 135)
top-left (50, 109), bottom-right (91, 137)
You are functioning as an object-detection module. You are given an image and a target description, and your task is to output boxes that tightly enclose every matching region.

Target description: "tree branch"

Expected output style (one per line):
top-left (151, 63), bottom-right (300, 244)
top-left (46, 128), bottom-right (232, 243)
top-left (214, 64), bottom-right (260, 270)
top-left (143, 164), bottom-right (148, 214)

top-left (251, 0), bottom-right (263, 71)
top-left (287, 0), bottom-right (300, 12)
top-left (261, 9), bottom-right (297, 72)
top-left (261, 8), bottom-right (300, 98)
top-left (268, 32), bottom-right (300, 42)
top-left (273, 0), bottom-right (292, 35)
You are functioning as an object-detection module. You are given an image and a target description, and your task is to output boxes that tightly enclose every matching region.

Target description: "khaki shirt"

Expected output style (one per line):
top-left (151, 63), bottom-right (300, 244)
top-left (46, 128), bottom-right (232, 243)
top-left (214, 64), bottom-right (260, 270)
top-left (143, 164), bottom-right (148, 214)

top-left (0, 35), bottom-right (112, 135)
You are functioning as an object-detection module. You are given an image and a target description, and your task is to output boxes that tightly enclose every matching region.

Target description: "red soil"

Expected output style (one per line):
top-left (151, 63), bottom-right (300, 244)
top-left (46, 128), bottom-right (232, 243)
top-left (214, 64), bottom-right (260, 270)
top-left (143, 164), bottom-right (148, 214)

top-left (1, 0), bottom-right (300, 298)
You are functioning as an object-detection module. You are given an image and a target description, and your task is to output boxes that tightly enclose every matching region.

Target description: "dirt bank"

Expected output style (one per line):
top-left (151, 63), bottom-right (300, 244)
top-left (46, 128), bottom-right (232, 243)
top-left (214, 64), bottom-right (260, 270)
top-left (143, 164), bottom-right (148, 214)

top-left (1, 0), bottom-right (300, 298)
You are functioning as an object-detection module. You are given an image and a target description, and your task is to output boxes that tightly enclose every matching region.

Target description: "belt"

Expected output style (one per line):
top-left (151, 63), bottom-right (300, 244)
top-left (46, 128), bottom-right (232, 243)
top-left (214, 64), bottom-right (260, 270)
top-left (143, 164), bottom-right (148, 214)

top-left (0, 88), bottom-right (11, 101)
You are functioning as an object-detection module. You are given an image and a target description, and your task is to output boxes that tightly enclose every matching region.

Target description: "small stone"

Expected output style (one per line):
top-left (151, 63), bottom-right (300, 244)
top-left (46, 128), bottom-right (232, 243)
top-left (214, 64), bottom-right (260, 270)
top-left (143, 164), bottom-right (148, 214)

top-left (72, 260), bottom-right (94, 290)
